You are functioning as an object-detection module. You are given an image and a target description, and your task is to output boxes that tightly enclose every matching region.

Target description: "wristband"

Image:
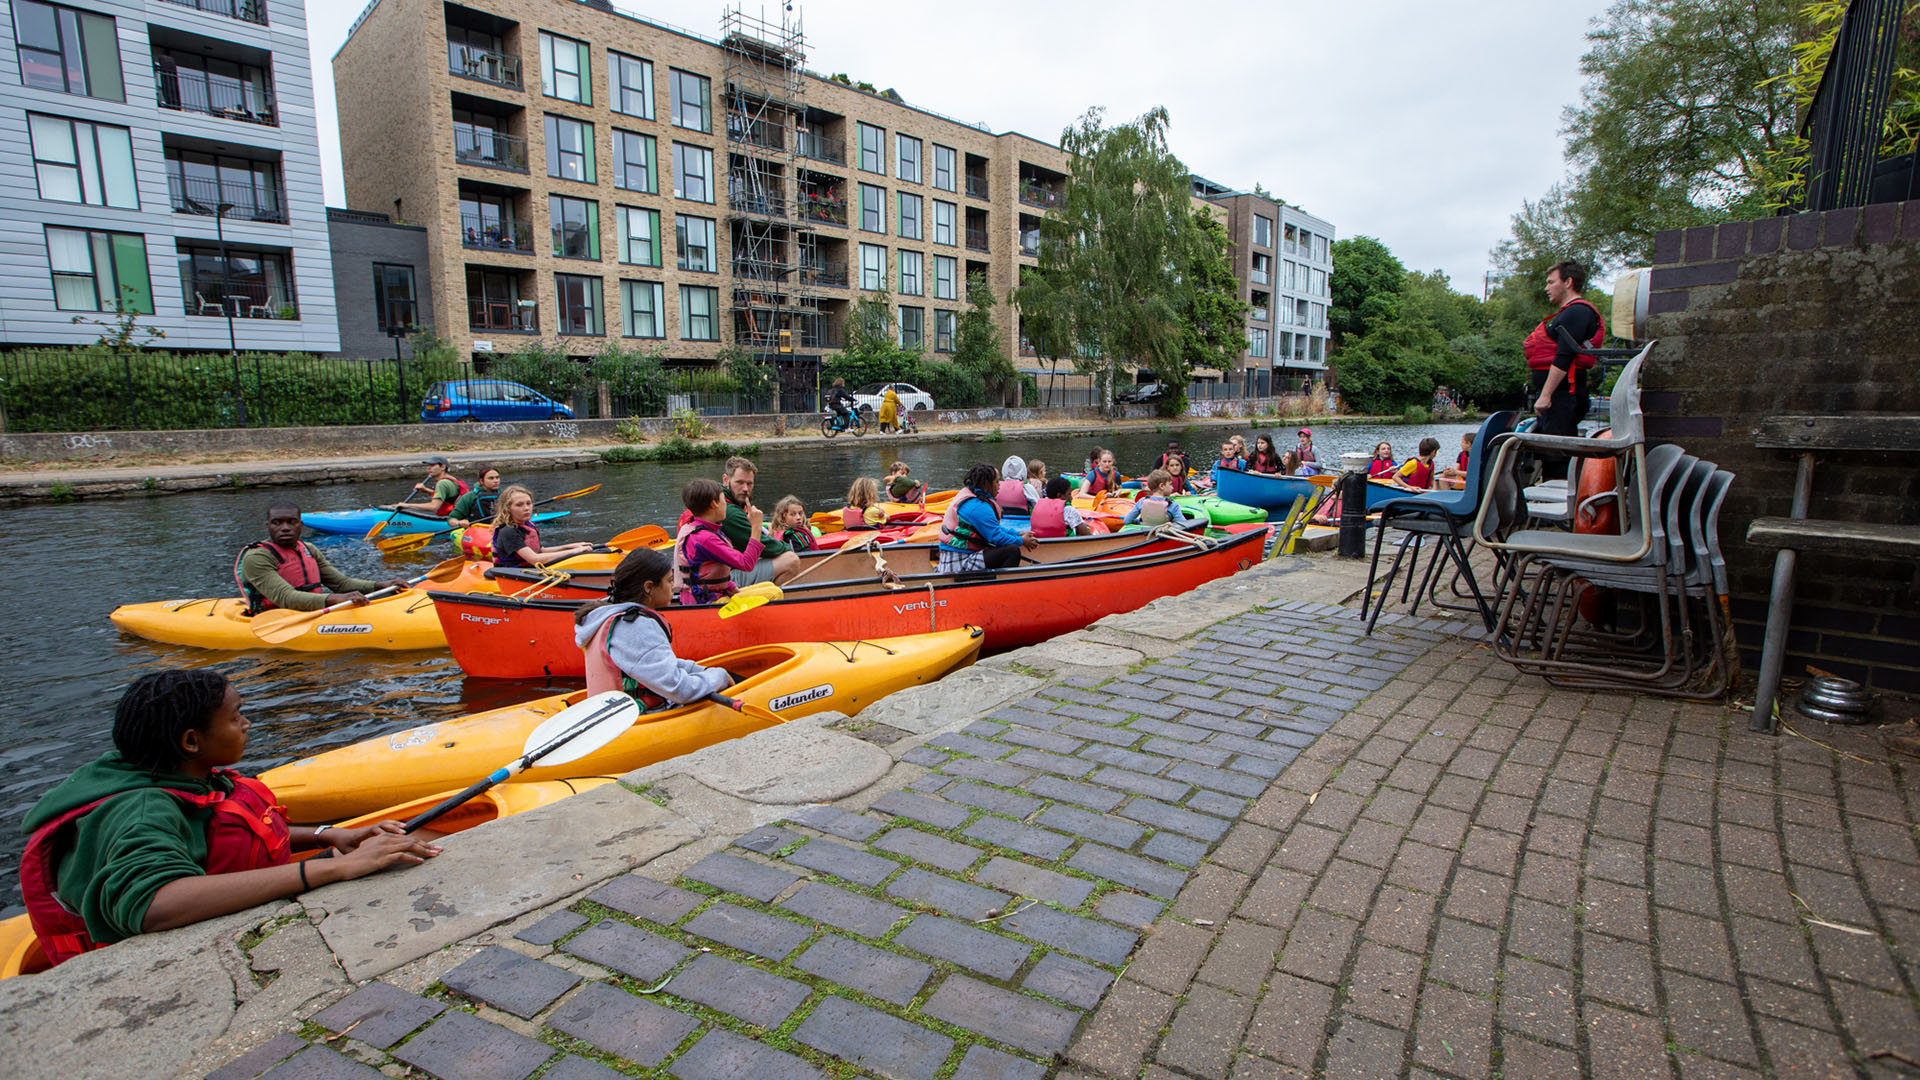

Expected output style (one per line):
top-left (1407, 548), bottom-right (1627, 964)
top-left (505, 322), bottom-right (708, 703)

top-left (298, 860), bottom-right (310, 892)
top-left (313, 825), bottom-right (331, 838)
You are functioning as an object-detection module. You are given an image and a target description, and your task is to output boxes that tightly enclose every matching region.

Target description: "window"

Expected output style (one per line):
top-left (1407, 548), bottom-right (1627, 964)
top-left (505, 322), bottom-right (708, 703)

top-left (898, 306), bottom-right (923, 349)
top-left (545, 115), bottom-right (595, 182)
top-left (28, 113), bottom-right (135, 207)
top-left (1311, 303), bottom-right (1325, 330)
top-left (1250, 291), bottom-right (1270, 322)
top-left (549, 195), bottom-right (599, 259)
top-left (896, 134), bottom-right (921, 183)
top-left (933, 200), bottom-right (956, 246)
top-left (675, 214), bottom-right (714, 272)
top-left (898, 193), bottom-right (922, 240)
top-left (1315, 234), bottom-right (1329, 263)
top-left (155, 49), bottom-right (272, 120)
top-left (373, 264), bottom-right (416, 330)
top-left (1251, 252), bottom-right (1270, 286)
top-left (669, 69), bottom-right (710, 132)
top-left (858, 183), bottom-right (884, 232)
top-left (932, 144), bottom-right (955, 192)
top-left (612, 129), bottom-right (656, 192)
top-left (621, 280), bottom-right (663, 337)
top-left (611, 51), bottom-right (653, 118)
top-left (1310, 336), bottom-right (1324, 363)
top-left (1296, 298), bottom-right (1309, 325)
top-left (934, 255), bottom-right (956, 300)
top-left (679, 284), bottom-right (717, 340)
top-left (14, 0), bottom-right (121, 100)
top-left (1248, 327), bottom-right (1268, 358)
top-left (858, 122), bottom-right (883, 173)
top-left (166, 148), bottom-right (282, 222)
top-left (858, 243), bottom-right (885, 290)
top-left (1254, 214), bottom-right (1272, 247)
top-left (673, 142), bottom-right (713, 202)
top-left (555, 273), bottom-right (602, 334)
top-left (46, 227), bottom-right (149, 312)
top-left (898, 250), bottom-right (923, 296)
top-left (539, 32), bottom-right (590, 103)
top-left (177, 242), bottom-right (290, 318)
top-left (617, 206), bottom-right (660, 265)
top-left (1284, 225), bottom-right (1297, 253)
top-left (1313, 268), bottom-right (1327, 297)
top-left (934, 309), bottom-right (955, 352)
top-left (1284, 260), bottom-right (1297, 290)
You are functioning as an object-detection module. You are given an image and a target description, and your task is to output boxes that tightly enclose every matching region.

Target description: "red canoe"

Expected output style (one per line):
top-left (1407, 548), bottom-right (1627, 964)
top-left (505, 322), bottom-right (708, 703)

top-left (432, 526), bottom-right (1267, 679)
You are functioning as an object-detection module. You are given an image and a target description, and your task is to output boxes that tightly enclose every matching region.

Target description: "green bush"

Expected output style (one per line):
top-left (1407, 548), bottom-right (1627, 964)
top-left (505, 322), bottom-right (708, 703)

top-left (820, 354), bottom-right (987, 409)
top-left (1401, 405), bottom-right (1431, 424)
top-left (601, 438), bottom-right (759, 465)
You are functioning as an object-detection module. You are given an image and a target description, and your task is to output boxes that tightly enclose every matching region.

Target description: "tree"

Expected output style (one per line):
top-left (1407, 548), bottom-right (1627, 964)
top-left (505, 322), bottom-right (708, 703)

top-left (951, 273), bottom-right (1020, 406)
top-left (716, 344), bottom-right (775, 409)
top-left (1013, 105), bottom-right (1214, 415)
top-left (1329, 237), bottom-right (1406, 347)
top-left (1174, 210), bottom-right (1249, 415)
top-left (592, 343), bottom-right (666, 415)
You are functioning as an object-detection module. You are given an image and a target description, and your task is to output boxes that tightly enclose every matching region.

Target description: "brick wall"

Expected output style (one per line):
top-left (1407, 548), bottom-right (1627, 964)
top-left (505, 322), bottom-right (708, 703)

top-left (1642, 200), bottom-right (1920, 697)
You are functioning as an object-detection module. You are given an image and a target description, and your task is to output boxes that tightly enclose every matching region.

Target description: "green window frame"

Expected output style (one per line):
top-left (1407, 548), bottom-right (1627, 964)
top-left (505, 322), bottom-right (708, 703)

top-left (28, 112), bottom-right (136, 208)
top-left (549, 194), bottom-right (600, 259)
top-left (539, 32), bottom-right (591, 104)
top-left (617, 206), bottom-right (660, 266)
top-left (14, 0), bottom-right (122, 101)
top-left (45, 226), bottom-right (150, 312)
top-left (612, 129), bottom-right (656, 193)
top-left (545, 115), bottom-right (596, 183)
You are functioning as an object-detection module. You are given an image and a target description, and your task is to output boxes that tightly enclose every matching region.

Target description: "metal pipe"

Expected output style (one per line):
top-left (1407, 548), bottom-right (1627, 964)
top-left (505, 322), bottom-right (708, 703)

top-left (1749, 452), bottom-right (1816, 733)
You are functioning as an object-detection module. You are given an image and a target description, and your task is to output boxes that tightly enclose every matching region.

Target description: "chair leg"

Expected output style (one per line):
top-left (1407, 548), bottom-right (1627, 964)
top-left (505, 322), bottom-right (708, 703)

top-left (1366, 528), bottom-right (1417, 635)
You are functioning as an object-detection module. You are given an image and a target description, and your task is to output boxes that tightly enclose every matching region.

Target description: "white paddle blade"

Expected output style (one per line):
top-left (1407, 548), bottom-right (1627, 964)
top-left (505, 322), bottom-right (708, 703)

top-left (522, 691), bottom-right (642, 767)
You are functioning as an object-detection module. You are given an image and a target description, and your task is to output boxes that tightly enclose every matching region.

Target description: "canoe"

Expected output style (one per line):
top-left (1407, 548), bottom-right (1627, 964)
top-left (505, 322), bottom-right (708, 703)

top-left (1175, 495), bottom-right (1267, 525)
top-left (430, 527), bottom-right (1266, 679)
top-left (262, 628), bottom-right (985, 819)
top-left (301, 507), bottom-right (571, 536)
top-left (1210, 466), bottom-right (1405, 519)
top-left (0, 777), bottom-right (615, 980)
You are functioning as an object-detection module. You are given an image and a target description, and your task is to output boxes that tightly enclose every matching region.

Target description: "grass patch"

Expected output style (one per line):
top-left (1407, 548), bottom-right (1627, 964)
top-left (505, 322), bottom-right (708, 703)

top-left (619, 780), bottom-right (669, 807)
top-left (982, 427), bottom-right (1005, 444)
top-left (602, 438), bottom-right (760, 464)
top-left (48, 480), bottom-right (75, 503)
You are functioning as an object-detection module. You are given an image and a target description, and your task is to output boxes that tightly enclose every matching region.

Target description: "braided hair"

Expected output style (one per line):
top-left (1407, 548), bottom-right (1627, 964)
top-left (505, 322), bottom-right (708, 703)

top-left (574, 546), bottom-right (673, 624)
top-left (113, 669), bottom-right (230, 771)
top-left (962, 463), bottom-right (999, 498)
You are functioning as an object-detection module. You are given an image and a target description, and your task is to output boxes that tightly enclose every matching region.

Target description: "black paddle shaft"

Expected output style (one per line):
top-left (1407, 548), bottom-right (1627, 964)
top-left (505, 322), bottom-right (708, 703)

top-left (399, 701), bottom-right (625, 833)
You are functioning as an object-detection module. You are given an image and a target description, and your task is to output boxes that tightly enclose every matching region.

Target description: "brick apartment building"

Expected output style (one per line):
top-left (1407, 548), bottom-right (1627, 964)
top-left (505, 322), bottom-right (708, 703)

top-left (1190, 175), bottom-right (1335, 395)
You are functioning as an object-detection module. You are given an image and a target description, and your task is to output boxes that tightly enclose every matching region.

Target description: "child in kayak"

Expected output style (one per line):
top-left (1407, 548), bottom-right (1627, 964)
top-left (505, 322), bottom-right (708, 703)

top-left (939, 463), bottom-right (1037, 572)
top-left (1280, 450), bottom-right (1316, 477)
top-left (446, 465), bottom-right (502, 527)
top-left (771, 496), bottom-right (816, 552)
top-left (574, 547), bottom-right (732, 704)
top-left (1030, 476), bottom-right (1093, 538)
top-left (1217, 440), bottom-right (1247, 472)
top-left (1164, 453), bottom-right (1189, 495)
top-left (843, 476), bottom-right (882, 529)
top-left (1368, 441), bottom-right (1398, 478)
top-left (1438, 431), bottom-right (1475, 486)
top-left (491, 485), bottom-right (595, 570)
top-left (1083, 448), bottom-right (1122, 496)
top-left (678, 478), bottom-right (762, 605)
top-left (996, 456), bottom-right (1032, 512)
top-left (1247, 436), bottom-right (1282, 474)
top-left (885, 461), bottom-right (925, 503)
top-left (1023, 459), bottom-right (1048, 505)
top-left (1122, 470), bottom-right (1199, 529)
top-left (1394, 437), bottom-right (1442, 490)
top-left (20, 670), bottom-right (438, 966)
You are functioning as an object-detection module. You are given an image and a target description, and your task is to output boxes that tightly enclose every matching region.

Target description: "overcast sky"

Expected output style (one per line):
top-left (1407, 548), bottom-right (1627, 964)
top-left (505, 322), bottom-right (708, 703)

top-left (305, 0), bottom-right (1611, 296)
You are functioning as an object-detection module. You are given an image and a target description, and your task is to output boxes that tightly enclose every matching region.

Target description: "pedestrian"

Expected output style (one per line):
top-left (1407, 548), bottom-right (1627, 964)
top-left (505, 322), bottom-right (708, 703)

top-left (1525, 259), bottom-right (1606, 451)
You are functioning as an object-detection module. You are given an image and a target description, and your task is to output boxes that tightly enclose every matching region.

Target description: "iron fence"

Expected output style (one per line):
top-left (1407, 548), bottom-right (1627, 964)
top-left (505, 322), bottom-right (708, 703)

top-left (1799, 0), bottom-right (1905, 211)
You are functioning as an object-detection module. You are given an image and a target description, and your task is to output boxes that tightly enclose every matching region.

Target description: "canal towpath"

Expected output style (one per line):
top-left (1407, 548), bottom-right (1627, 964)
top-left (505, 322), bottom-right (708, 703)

top-left (5, 550), bottom-right (1916, 1080)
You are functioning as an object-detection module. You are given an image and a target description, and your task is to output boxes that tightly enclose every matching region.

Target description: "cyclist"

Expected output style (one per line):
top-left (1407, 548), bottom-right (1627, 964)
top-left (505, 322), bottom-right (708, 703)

top-left (825, 378), bottom-right (857, 431)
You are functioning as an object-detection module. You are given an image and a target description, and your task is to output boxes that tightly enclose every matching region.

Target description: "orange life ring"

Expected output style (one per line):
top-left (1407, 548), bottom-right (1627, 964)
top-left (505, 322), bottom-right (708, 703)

top-left (1575, 428), bottom-right (1617, 624)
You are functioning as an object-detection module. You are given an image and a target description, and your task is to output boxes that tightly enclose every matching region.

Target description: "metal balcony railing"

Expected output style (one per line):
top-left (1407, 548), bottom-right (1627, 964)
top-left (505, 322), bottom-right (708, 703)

top-left (797, 132), bottom-right (845, 165)
top-left (449, 48), bottom-right (521, 90)
top-left (156, 0), bottom-right (266, 25)
top-left (728, 189), bottom-right (788, 218)
top-left (169, 175), bottom-right (287, 223)
top-left (799, 264), bottom-right (848, 288)
top-left (965, 175), bottom-right (989, 200)
top-left (460, 213), bottom-right (532, 252)
top-left (965, 227), bottom-right (989, 253)
top-left (1018, 181), bottom-right (1062, 209)
top-left (186, 281), bottom-right (295, 319)
top-left (468, 300), bottom-right (538, 333)
top-left (154, 66), bottom-right (275, 125)
top-left (732, 258), bottom-right (789, 282)
top-left (454, 126), bottom-right (527, 172)
top-left (797, 193), bottom-right (847, 225)
top-left (727, 116), bottom-right (783, 151)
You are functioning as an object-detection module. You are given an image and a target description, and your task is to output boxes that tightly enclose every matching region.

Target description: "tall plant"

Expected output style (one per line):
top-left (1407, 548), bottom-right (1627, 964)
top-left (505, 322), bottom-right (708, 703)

top-left (951, 273), bottom-right (1019, 406)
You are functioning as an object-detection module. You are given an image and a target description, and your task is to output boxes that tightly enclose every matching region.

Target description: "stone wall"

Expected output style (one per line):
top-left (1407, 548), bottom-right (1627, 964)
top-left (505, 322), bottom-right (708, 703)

top-left (1642, 199), bottom-right (1920, 696)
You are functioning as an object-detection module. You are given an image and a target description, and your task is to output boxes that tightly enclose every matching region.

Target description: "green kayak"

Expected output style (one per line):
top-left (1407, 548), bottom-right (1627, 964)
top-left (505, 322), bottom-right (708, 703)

top-left (1174, 494), bottom-right (1266, 525)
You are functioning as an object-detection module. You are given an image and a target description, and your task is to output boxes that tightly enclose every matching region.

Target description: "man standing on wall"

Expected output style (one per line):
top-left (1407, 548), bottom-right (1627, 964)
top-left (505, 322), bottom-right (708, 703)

top-left (1525, 259), bottom-right (1606, 439)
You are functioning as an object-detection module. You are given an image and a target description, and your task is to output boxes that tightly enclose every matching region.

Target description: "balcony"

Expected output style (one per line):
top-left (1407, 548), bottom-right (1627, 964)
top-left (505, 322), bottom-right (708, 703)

top-left (155, 66), bottom-right (275, 125)
top-left (727, 115), bottom-right (783, 152)
top-left (454, 126), bottom-right (527, 172)
top-left (799, 264), bottom-right (848, 288)
top-left (728, 188), bottom-right (789, 219)
top-left (185, 280), bottom-right (295, 320)
top-left (965, 175), bottom-right (989, 200)
top-left (965, 227), bottom-right (989, 253)
top-left (469, 299), bottom-right (538, 333)
top-left (156, 0), bottom-right (266, 25)
top-left (797, 191), bottom-right (847, 226)
top-left (732, 257), bottom-right (789, 283)
top-left (449, 47), bottom-right (521, 90)
top-left (1019, 231), bottom-right (1040, 257)
top-left (460, 213), bottom-right (532, 252)
top-left (1019, 180), bottom-right (1062, 209)
top-left (797, 132), bottom-right (845, 166)
top-left (169, 174), bottom-right (286, 224)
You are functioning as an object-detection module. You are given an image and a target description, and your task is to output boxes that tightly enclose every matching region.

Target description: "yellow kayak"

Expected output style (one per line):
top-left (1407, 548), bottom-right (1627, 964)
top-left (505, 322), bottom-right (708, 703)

top-left (0, 777), bottom-right (615, 980)
top-left (111, 588), bottom-right (456, 652)
top-left (262, 627), bottom-right (984, 821)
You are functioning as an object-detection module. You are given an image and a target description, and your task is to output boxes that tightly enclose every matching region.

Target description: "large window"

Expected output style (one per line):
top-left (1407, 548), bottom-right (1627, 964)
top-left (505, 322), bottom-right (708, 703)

top-left (612, 129), bottom-right (656, 193)
top-left (555, 273), bottom-right (602, 335)
top-left (932, 144), bottom-right (955, 192)
top-left (898, 306), bottom-right (923, 349)
top-left (177, 242), bottom-right (289, 318)
top-left (898, 193), bottom-right (922, 241)
top-left (675, 214), bottom-right (715, 272)
top-left (46, 227), bottom-right (149, 312)
top-left (896, 135), bottom-right (921, 183)
top-left (621, 280), bottom-right (663, 337)
top-left (549, 195), bottom-right (599, 259)
top-left (165, 147), bottom-right (281, 221)
top-left (14, 0), bottom-right (122, 100)
top-left (898, 250), bottom-right (922, 296)
top-left (1251, 252), bottom-right (1270, 286)
top-left (858, 243), bottom-right (885, 291)
top-left (679, 284), bottom-right (717, 340)
top-left (155, 49), bottom-right (271, 121)
top-left (610, 51), bottom-right (653, 118)
top-left (934, 309), bottom-right (955, 352)
top-left (934, 255), bottom-right (956, 300)
top-left (539, 32), bottom-right (590, 103)
top-left (858, 183), bottom-right (883, 233)
top-left (373, 263), bottom-right (416, 330)
top-left (29, 113), bottom-right (135, 208)
top-left (545, 115), bottom-right (595, 182)
top-left (1254, 214), bottom-right (1272, 247)
top-left (669, 69), bottom-right (710, 132)
top-left (617, 206), bottom-right (660, 266)
top-left (673, 142), bottom-right (713, 202)
top-left (858, 122), bottom-right (883, 173)
top-left (933, 200), bottom-right (956, 246)
top-left (1248, 326), bottom-right (1268, 358)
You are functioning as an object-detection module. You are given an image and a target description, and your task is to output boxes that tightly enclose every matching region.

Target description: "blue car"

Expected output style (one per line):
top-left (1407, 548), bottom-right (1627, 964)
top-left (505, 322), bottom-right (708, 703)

top-left (421, 380), bottom-right (573, 422)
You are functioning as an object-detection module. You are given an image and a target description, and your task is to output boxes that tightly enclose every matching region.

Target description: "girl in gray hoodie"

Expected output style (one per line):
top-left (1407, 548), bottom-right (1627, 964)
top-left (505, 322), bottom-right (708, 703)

top-left (573, 548), bottom-right (732, 703)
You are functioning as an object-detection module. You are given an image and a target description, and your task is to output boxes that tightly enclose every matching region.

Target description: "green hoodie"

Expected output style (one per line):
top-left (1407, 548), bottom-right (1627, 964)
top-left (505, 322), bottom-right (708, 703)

top-left (21, 752), bottom-right (228, 945)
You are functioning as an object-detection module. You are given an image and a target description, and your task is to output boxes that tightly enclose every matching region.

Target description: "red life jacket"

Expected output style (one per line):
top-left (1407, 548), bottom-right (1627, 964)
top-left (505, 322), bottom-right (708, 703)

top-left (584, 607), bottom-right (673, 709)
top-left (1368, 458), bottom-right (1396, 479)
top-left (1030, 498), bottom-right (1069, 538)
top-left (432, 476), bottom-right (472, 516)
top-left (21, 770), bottom-right (291, 968)
top-left (1403, 458), bottom-right (1436, 490)
top-left (234, 540), bottom-right (324, 615)
top-left (1084, 468), bottom-right (1118, 496)
top-left (493, 522), bottom-right (540, 568)
top-left (995, 479), bottom-right (1030, 512)
top-left (1523, 298), bottom-right (1606, 371)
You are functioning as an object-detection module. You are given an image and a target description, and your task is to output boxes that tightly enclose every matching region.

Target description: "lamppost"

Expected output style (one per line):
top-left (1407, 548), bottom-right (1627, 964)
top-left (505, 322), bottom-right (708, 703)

top-left (185, 195), bottom-right (245, 426)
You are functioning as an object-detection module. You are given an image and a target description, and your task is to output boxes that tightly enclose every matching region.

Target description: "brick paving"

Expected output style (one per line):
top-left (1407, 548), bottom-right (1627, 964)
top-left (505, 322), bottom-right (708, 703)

top-left (203, 598), bottom-right (1920, 1080)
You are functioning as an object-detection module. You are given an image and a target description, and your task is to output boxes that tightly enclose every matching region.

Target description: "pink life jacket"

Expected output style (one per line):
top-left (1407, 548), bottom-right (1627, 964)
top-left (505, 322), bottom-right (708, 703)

top-left (995, 479), bottom-right (1030, 512)
top-left (21, 770), bottom-right (291, 968)
top-left (234, 539), bottom-right (324, 614)
top-left (1030, 498), bottom-right (1069, 538)
top-left (584, 607), bottom-right (673, 709)
top-left (939, 488), bottom-right (985, 551)
top-left (676, 519), bottom-right (743, 605)
top-left (842, 506), bottom-right (867, 530)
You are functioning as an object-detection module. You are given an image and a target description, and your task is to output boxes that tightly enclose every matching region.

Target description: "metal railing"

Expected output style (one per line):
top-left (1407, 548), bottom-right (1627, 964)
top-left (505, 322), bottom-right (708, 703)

top-left (1798, 0), bottom-right (1905, 211)
top-left (156, 0), bottom-right (266, 25)
top-left (154, 66), bottom-right (276, 125)
top-left (1018, 180), bottom-right (1062, 209)
top-left (454, 125), bottom-right (528, 172)
top-left (734, 326), bottom-right (842, 350)
top-left (460, 214), bottom-right (532, 252)
top-left (799, 264), bottom-right (848, 288)
top-left (797, 131), bottom-right (845, 165)
top-left (965, 227), bottom-right (989, 253)
top-left (732, 257), bottom-right (788, 282)
top-left (728, 189), bottom-right (789, 218)
top-left (797, 193), bottom-right (847, 225)
top-left (965, 175), bottom-right (989, 200)
top-left (185, 281), bottom-right (295, 320)
top-left (468, 300), bottom-right (539, 333)
top-left (449, 48), bottom-right (521, 89)
top-left (169, 175), bottom-right (287, 223)
top-left (727, 116), bottom-right (784, 151)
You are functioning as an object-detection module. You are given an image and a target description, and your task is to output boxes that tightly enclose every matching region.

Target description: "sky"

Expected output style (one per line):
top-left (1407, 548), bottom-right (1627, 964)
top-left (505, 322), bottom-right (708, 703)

top-left (304, 0), bottom-right (1613, 297)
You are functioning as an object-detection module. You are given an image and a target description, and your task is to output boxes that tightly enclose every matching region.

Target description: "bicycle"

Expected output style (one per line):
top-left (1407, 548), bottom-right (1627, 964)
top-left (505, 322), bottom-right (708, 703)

top-left (821, 408), bottom-right (867, 438)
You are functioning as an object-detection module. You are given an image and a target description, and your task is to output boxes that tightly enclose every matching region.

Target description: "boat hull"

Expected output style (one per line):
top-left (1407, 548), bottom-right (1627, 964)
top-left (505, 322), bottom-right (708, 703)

top-left (107, 570), bottom-right (488, 652)
top-left (1211, 466), bottom-right (1405, 517)
top-left (301, 508), bottom-right (571, 536)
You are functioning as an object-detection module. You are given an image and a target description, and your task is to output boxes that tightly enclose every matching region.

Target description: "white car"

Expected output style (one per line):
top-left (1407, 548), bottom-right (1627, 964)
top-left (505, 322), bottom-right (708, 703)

top-left (853, 381), bottom-right (935, 416)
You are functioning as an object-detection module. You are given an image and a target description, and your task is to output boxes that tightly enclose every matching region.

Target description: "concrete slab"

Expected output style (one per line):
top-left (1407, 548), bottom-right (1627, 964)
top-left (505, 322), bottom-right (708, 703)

top-left (833, 666), bottom-right (1043, 737)
top-left (308, 783), bottom-right (698, 982)
top-left (677, 722), bottom-right (894, 804)
top-left (1013, 635), bottom-right (1146, 671)
top-left (183, 919), bottom-right (356, 1078)
top-left (1097, 556), bottom-right (1367, 640)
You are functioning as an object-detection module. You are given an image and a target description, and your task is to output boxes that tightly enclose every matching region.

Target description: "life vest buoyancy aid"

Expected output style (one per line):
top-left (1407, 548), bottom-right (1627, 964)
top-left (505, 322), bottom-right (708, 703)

top-left (939, 488), bottom-right (995, 552)
top-left (584, 607), bottom-right (674, 709)
top-left (1523, 298), bottom-right (1607, 371)
top-left (1403, 459), bottom-right (1435, 490)
top-left (493, 522), bottom-right (540, 568)
top-left (21, 769), bottom-right (291, 967)
top-left (995, 479), bottom-right (1030, 512)
top-left (1136, 496), bottom-right (1172, 527)
top-left (432, 476), bottom-right (472, 516)
top-left (780, 526), bottom-right (815, 552)
top-left (1030, 498), bottom-right (1069, 538)
top-left (235, 540), bottom-right (324, 614)
top-left (676, 520), bottom-right (739, 604)
top-left (842, 506), bottom-right (867, 530)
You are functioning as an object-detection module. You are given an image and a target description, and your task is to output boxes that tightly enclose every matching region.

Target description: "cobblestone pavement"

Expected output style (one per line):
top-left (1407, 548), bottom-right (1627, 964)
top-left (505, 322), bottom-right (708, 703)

top-left (202, 599), bottom-right (1920, 1080)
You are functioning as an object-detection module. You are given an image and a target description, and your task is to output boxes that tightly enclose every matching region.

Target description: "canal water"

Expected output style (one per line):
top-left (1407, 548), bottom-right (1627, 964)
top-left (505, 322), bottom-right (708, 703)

top-left (0, 419), bottom-right (1472, 898)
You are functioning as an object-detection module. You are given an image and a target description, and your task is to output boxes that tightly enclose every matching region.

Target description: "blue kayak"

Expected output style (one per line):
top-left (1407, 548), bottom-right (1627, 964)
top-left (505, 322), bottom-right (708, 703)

top-left (301, 508), bottom-right (572, 536)
top-left (1211, 466), bottom-right (1403, 520)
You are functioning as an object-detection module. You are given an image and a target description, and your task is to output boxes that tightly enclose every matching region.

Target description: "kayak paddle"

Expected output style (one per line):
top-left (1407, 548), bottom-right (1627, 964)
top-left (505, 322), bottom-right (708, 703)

top-left (717, 538), bottom-right (883, 618)
top-left (400, 691), bottom-right (641, 833)
top-left (248, 555), bottom-right (467, 644)
top-left (365, 475), bottom-right (434, 541)
top-left (375, 531), bottom-right (438, 554)
top-left (608, 524), bottom-right (672, 550)
top-left (540, 483), bottom-right (602, 504)
top-left (708, 691), bottom-right (787, 727)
